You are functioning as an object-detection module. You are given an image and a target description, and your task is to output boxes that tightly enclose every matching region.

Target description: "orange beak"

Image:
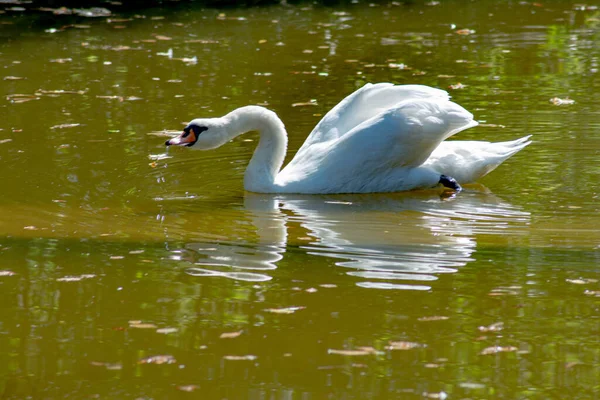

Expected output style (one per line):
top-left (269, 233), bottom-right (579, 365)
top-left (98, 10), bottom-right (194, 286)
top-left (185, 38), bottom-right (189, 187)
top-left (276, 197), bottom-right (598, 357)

top-left (165, 130), bottom-right (197, 146)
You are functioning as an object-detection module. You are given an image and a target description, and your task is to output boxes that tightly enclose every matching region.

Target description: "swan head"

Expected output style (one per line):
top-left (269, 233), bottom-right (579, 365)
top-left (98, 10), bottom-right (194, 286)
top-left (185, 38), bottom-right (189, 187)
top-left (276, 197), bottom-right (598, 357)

top-left (165, 118), bottom-right (230, 150)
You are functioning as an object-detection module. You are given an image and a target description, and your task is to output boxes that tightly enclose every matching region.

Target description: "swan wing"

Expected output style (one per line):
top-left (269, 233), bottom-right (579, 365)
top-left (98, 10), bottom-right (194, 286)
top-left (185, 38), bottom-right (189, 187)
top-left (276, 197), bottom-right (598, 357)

top-left (297, 83), bottom-right (449, 155)
top-left (423, 135), bottom-right (532, 183)
top-left (277, 98), bottom-right (477, 192)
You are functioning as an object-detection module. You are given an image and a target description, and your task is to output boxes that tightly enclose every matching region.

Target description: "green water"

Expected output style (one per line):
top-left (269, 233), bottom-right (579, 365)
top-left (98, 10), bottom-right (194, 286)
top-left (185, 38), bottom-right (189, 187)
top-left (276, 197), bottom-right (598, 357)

top-left (1, 1), bottom-right (599, 399)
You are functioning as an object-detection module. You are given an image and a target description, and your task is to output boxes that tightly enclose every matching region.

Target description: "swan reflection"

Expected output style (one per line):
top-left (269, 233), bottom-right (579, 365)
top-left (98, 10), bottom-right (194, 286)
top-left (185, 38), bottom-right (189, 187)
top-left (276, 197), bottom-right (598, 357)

top-left (184, 189), bottom-right (530, 289)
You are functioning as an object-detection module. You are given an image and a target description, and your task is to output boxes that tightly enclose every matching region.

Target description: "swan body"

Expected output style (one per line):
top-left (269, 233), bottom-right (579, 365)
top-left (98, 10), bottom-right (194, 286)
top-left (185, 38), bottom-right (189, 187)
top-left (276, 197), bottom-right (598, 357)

top-left (166, 83), bottom-right (530, 194)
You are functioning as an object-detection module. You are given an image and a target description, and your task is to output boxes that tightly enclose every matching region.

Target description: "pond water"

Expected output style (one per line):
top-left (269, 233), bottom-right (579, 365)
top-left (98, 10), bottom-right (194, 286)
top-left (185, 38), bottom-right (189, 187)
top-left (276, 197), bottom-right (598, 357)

top-left (1, 1), bottom-right (599, 398)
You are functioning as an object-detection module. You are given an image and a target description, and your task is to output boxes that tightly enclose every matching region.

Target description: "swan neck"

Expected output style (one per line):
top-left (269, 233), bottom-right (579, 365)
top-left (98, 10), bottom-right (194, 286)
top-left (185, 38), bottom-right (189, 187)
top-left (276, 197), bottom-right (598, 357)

top-left (225, 106), bottom-right (288, 192)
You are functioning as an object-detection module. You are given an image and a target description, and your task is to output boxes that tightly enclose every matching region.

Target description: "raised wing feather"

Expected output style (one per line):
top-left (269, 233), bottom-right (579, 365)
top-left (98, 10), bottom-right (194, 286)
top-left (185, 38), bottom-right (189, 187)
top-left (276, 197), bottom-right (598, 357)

top-left (277, 98), bottom-right (477, 191)
top-left (295, 83), bottom-right (449, 158)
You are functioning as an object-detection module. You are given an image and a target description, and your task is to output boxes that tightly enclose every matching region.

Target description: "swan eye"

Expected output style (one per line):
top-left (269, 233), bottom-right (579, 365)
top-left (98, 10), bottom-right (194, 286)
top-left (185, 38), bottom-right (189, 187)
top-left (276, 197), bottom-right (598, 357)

top-left (183, 125), bottom-right (209, 147)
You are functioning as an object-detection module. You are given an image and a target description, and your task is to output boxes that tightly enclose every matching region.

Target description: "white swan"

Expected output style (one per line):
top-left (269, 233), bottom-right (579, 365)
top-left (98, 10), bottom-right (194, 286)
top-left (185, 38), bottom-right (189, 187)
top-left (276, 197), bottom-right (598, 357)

top-left (166, 83), bottom-right (530, 194)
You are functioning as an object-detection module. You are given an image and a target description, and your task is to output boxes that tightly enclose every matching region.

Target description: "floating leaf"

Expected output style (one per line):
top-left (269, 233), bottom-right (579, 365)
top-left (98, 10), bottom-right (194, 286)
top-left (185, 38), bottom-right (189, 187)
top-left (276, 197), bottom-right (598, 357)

top-left (480, 346), bottom-right (518, 355)
top-left (154, 35), bottom-right (172, 41)
top-left (456, 28), bottom-right (475, 35)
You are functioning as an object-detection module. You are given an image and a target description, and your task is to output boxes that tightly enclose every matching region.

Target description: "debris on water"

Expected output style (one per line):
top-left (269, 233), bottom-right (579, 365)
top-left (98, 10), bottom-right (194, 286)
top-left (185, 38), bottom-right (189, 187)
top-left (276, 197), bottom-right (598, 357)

top-left (74, 8), bottom-right (111, 18)
top-left (584, 290), bottom-right (600, 297)
top-left (456, 28), bottom-right (476, 35)
top-left (0, 139), bottom-right (12, 144)
top-left (156, 327), bottom-right (178, 334)
top-left (388, 63), bottom-right (410, 70)
top-left (292, 99), bottom-right (318, 107)
top-left (319, 284), bottom-right (337, 288)
top-left (328, 347), bottom-right (380, 356)
top-left (223, 355), bottom-right (257, 361)
top-left (550, 97), bottom-right (575, 105)
top-left (386, 341), bottom-right (424, 350)
top-left (488, 286), bottom-right (521, 296)
top-left (264, 306), bottom-right (306, 314)
top-left (56, 274), bottom-right (96, 282)
top-left (417, 316), bottom-right (449, 322)
top-left (38, 89), bottom-right (88, 95)
top-left (6, 94), bottom-right (39, 103)
top-left (422, 391), bottom-right (447, 399)
top-left (478, 322), bottom-right (504, 332)
top-left (50, 58), bottom-right (72, 63)
top-left (154, 35), bottom-right (172, 41)
top-left (157, 48), bottom-right (173, 58)
top-left (177, 385), bottom-right (200, 392)
top-left (50, 123), bottom-right (81, 130)
top-left (90, 361), bottom-right (123, 370)
top-left (449, 82), bottom-right (466, 90)
top-left (567, 278), bottom-right (597, 284)
top-left (220, 331), bottom-right (242, 339)
top-left (479, 123), bottom-right (506, 128)
top-left (480, 345), bottom-right (518, 355)
top-left (4, 76), bottom-right (26, 80)
top-left (0, 271), bottom-right (17, 277)
top-left (129, 320), bottom-right (158, 329)
top-left (138, 355), bottom-right (176, 364)
top-left (185, 39), bottom-right (219, 44)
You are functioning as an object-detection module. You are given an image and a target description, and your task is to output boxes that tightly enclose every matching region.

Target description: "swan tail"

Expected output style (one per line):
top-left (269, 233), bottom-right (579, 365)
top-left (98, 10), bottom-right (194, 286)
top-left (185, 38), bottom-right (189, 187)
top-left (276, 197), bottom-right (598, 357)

top-left (423, 136), bottom-right (532, 183)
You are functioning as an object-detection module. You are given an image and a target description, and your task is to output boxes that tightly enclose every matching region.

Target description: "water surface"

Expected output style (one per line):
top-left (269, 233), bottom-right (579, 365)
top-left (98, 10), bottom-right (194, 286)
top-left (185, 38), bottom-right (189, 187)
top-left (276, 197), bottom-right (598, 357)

top-left (1, 1), bottom-right (599, 399)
